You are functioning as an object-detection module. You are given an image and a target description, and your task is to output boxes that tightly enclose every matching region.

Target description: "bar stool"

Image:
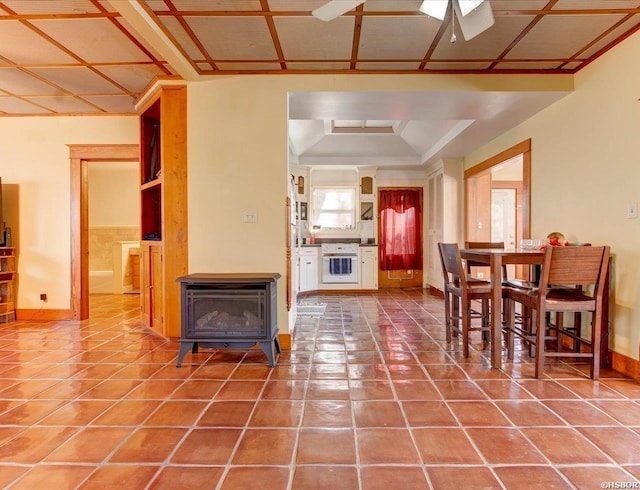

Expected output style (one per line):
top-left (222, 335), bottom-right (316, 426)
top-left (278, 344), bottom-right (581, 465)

top-left (438, 243), bottom-right (492, 357)
top-left (505, 245), bottom-right (610, 379)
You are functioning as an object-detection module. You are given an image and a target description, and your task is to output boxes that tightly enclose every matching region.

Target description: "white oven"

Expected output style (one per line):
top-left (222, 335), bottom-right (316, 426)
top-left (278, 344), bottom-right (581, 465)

top-left (321, 243), bottom-right (359, 284)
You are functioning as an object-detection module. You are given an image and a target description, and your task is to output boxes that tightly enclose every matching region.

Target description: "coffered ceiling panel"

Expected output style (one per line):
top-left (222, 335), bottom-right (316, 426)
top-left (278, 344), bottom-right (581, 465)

top-left (0, 21), bottom-right (77, 64)
top-left (580, 16), bottom-right (640, 58)
top-left (0, 67), bottom-right (62, 95)
top-left (171, 0), bottom-right (261, 10)
top-left (357, 61), bottom-right (421, 70)
top-left (215, 62), bottom-right (282, 71)
top-left (4, 0), bottom-right (101, 14)
top-left (0, 96), bottom-right (50, 114)
top-left (505, 14), bottom-right (627, 59)
top-left (275, 17), bottom-right (355, 60)
top-left (431, 16), bottom-right (535, 60)
top-left (359, 16), bottom-right (440, 60)
top-left (30, 18), bottom-right (153, 63)
top-left (25, 95), bottom-right (102, 113)
top-left (288, 61), bottom-right (352, 70)
top-left (29, 67), bottom-right (123, 94)
top-left (182, 17), bottom-right (278, 60)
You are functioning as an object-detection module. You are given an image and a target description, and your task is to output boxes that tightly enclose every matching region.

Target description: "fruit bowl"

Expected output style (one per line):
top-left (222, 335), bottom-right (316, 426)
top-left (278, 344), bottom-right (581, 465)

top-left (546, 232), bottom-right (567, 246)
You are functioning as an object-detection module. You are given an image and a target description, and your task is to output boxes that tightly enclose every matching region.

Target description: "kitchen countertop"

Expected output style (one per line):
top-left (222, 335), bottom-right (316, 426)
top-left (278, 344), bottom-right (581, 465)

top-left (299, 243), bottom-right (377, 247)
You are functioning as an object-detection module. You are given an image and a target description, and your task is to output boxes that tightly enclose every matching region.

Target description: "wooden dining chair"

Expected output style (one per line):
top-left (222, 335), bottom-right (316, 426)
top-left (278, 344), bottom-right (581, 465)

top-left (438, 243), bottom-right (492, 357)
top-left (505, 245), bottom-right (610, 379)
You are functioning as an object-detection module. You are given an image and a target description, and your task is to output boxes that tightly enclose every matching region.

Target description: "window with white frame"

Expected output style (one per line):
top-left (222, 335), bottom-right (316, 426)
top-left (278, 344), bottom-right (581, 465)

top-left (311, 187), bottom-right (356, 229)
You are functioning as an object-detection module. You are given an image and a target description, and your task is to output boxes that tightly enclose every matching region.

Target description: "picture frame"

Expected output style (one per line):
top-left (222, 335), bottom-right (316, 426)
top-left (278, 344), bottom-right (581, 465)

top-left (300, 202), bottom-right (307, 221)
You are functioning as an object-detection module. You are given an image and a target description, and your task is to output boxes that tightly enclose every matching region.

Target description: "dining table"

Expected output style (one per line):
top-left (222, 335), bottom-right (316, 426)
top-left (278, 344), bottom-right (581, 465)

top-left (460, 246), bottom-right (611, 371)
top-left (459, 247), bottom-right (544, 370)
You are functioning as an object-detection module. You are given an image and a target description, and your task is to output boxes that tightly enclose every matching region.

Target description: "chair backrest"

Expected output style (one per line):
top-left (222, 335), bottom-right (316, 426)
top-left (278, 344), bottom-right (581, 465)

top-left (438, 242), bottom-right (467, 288)
top-left (539, 245), bottom-right (610, 295)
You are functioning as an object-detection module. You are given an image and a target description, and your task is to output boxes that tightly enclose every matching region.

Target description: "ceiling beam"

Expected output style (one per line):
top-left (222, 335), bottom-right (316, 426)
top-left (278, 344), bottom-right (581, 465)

top-left (107, 0), bottom-right (199, 81)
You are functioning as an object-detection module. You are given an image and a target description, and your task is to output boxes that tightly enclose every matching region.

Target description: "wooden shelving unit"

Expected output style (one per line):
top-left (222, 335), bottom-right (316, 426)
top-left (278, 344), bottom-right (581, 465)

top-left (0, 247), bottom-right (16, 323)
top-left (138, 83), bottom-right (188, 338)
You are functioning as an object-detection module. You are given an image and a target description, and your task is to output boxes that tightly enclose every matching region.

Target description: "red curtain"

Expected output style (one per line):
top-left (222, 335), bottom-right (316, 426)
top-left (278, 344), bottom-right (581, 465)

top-left (379, 189), bottom-right (422, 271)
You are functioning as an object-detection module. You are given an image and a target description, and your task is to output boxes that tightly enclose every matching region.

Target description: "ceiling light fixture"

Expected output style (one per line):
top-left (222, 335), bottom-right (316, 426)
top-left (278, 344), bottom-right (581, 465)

top-left (311, 0), bottom-right (494, 41)
top-left (418, 0), bottom-right (494, 41)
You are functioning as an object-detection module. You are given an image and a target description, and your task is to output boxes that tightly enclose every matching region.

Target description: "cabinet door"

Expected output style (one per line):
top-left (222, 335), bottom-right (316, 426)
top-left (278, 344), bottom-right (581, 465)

top-left (150, 245), bottom-right (164, 335)
top-left (361, 248), bottom-right (378, 289)
top-left (140, 244), bottom-right (151, 327)
top-left (299, 252), bottom-right (318, 292)
top-left (427, 171), bottom-right (444, 289)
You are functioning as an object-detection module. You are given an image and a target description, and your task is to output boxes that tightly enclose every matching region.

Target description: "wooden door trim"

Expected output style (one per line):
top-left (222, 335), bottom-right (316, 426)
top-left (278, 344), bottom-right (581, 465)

top-left (464, 139), bottom-right (531, 241)
top-left (69, 144), bottom-right (139, 320)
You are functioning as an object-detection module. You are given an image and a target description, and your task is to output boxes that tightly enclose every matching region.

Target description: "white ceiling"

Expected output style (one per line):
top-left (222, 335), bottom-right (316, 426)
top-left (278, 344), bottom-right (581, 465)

top-left (288, 89), bottom-right (569, 169)
top-left (1, 0), bottom-right (638, 168)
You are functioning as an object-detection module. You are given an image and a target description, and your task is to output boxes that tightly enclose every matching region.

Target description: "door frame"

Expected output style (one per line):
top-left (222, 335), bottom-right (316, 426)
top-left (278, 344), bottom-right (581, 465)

top-left (464, 139), bottom-right (531, 243)
top-left (69, 144), bottom-right (139, 320)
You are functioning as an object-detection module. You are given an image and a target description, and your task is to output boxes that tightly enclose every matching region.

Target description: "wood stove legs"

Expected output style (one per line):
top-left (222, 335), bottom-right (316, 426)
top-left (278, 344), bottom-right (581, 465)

top-left (260, 337), bottom-right (281, 368)
top-left (176, 338), bottom-right (281, 368)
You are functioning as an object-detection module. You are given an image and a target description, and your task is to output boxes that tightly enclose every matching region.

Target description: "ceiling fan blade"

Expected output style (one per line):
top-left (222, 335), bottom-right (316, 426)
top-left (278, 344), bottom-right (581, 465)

top-left (312, 0), bottom-right (367, 21)
top-left (453, 0), bottom-right (494, 40)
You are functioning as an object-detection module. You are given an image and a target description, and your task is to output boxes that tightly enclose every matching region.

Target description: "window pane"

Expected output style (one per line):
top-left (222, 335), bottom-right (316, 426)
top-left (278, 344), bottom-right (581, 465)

top-left (312, 188), bottom-right (356, 229)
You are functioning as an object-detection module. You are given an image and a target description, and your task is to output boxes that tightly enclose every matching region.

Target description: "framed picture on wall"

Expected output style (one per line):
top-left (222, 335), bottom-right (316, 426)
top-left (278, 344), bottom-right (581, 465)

top-left (300, 202), bottom-right (307, 221)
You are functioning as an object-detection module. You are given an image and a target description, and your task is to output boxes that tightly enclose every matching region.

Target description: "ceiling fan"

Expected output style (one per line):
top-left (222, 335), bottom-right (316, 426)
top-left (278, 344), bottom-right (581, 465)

top-left (312, 0), bottom-right (495, 41)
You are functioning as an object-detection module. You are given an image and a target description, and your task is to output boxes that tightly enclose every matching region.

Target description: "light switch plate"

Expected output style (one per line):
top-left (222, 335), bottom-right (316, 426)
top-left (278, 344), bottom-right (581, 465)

top-left (243, 210), bottom-right (257, 223)
top-left (628, 203), bottom-right (638, 219)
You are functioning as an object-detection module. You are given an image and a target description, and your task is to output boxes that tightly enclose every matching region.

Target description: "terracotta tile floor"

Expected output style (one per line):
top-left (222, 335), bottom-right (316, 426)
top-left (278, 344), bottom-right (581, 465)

top-left (0, 290), bottom-right (640, 489)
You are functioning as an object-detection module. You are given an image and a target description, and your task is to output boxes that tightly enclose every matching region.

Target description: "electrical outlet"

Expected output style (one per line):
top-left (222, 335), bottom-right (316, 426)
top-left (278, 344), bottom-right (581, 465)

top-left (40, 293), bottom-right (47, 302)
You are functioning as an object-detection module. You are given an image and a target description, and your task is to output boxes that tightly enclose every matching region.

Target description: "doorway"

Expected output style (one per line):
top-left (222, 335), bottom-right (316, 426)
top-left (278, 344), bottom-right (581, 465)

top-left (464, 139), bottom-right (531, 278)
top-left (377, 187), bottom-right (423, 288)
top-left (69, 144), bottom-right (139, 320)
top-left (87, 162), bottom-right (140, 295)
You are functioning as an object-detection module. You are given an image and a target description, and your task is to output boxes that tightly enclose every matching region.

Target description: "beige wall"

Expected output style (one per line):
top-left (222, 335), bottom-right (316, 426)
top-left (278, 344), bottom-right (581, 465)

top-left (465, 31), bottom-right (640, 359)
top-left (0, 116), bottom-right (137, 309)
top-left (88, 162), bottom-right (139, 227)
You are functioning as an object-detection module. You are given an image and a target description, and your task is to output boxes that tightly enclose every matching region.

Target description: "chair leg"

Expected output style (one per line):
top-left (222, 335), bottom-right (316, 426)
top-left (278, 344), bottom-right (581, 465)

top-left (573, 312), bottom-right (582, 353)
top-left (534, 309), bottom-right (546, 378)
top-left (506, 299), bottom-right (515, 359)
top-left (591, 310), bottom-right (602, 380)
top-left (481, 298), bottom-right (490, 342)
top-left (555, 312), bottom-right (564, 352)
top-left (452, 296), bottom-right (460, 338)
top-left (444, 292), bottom-right (452, 343)
top-left (462, 302), bottom-right (470, 358)
top-left (528, 310), bottom-right (537, 358)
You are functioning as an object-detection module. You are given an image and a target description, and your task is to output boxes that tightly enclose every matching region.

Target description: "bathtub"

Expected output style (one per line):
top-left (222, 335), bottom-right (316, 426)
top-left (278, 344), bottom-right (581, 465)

top-left (89, 270), bottom-right (113, 294)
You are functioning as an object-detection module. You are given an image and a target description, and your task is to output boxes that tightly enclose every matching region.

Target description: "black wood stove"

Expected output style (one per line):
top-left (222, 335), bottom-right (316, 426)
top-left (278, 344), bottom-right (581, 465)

top-left (175, 273), bottom-right (281, 367)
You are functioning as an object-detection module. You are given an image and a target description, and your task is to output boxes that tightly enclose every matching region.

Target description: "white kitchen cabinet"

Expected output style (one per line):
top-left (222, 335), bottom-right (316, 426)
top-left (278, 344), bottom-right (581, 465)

top-left (299, 247), bottom-right (319, 292)
top-left (360, 246), bottom-right (378, 290)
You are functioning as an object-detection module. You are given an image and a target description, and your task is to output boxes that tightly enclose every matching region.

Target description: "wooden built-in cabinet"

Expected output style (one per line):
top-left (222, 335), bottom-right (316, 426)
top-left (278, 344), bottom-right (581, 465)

top-left (138, 83), bottom-right (187, 338)
top-left (0, 247), bottom-right (16, 323)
